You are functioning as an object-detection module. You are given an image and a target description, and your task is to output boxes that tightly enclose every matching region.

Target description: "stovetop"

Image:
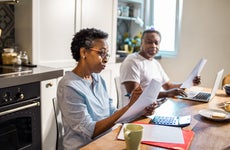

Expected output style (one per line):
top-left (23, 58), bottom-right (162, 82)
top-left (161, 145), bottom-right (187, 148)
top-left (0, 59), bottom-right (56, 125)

top-left (0, 66), bottom-right (32, 77)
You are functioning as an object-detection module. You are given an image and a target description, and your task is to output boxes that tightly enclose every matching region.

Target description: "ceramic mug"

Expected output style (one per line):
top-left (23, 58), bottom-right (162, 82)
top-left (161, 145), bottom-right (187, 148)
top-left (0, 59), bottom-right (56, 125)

top-left (123, 124), bottom-right (143, 150)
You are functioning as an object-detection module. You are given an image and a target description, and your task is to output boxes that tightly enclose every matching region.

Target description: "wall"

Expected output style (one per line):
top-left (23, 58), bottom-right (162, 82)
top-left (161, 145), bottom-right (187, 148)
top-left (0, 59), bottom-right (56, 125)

top-left (159, 0), bottom-right (230, 88)
top-left (15, 0), bottom-right (32, 62)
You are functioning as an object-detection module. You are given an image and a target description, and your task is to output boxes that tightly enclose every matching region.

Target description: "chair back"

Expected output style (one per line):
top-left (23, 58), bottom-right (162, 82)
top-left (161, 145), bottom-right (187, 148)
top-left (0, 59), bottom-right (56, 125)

top-left (114, 77), bottom-right (130, 109)
top-left (52, 98), bottom-right (64, 150)
top-left (222, 74), bottom-right (230, 88)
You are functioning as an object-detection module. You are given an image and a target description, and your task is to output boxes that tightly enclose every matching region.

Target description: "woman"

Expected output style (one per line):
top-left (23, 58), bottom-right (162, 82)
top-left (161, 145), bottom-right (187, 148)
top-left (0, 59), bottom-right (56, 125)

top-left (57, 28), bottom-right (156, 149)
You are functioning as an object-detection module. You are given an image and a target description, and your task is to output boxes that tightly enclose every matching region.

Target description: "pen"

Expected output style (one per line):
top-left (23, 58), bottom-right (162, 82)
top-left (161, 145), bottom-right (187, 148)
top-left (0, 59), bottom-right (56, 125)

top-left (124, 93), bottom-right (131, 99)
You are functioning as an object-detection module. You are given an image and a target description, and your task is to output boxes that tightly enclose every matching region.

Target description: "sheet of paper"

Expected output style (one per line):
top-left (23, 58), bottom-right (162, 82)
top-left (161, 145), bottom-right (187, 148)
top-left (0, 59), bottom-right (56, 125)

top-left (117, 124), bottom-right (184, 144)
top-left (180, 58), bottom-right (207, 89)
top-left (115, 79), bottom-right (161, 123)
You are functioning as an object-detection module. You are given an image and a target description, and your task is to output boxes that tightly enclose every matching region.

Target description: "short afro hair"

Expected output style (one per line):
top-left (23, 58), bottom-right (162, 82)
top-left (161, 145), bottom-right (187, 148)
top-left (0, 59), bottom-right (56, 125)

top-left (141, 29), bottom-right (161, 41)
top-left (71, 28), bottom-right (108, 61)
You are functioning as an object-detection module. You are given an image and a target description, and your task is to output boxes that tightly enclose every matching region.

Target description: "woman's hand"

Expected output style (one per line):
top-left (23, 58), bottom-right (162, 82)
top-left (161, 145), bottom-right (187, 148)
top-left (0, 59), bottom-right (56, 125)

top-left (143, 103), bottom-right (158, 116)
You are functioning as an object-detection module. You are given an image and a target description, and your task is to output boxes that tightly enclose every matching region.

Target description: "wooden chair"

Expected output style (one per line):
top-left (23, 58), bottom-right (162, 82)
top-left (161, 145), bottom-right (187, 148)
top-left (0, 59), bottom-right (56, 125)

top-left (222, 74), bottom-right (230, 88)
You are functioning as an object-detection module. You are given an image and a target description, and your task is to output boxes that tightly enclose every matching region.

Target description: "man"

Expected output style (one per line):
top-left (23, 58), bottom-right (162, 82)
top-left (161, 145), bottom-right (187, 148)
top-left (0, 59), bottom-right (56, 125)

top-left (120, 29), bottom-right (200, 100)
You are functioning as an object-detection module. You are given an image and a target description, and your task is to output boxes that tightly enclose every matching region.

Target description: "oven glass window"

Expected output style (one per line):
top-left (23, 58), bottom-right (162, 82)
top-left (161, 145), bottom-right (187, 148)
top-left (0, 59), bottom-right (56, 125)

top-left (0, 117), bottom-right (32, 149)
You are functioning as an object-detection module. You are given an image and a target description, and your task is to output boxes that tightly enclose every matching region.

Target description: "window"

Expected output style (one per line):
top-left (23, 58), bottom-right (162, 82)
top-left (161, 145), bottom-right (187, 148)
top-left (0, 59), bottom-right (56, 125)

top-left (146, 0), bottom-right (183, 57)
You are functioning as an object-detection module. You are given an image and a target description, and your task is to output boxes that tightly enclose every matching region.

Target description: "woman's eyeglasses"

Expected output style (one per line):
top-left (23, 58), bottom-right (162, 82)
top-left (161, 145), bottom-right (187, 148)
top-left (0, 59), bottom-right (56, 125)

top-left (90, 48), bottom-right (110, 59)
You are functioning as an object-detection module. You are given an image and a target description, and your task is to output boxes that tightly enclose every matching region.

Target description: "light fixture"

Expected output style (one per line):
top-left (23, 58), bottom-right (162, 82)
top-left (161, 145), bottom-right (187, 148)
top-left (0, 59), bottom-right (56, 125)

top-left (0, 0), bottom-right (19, 4)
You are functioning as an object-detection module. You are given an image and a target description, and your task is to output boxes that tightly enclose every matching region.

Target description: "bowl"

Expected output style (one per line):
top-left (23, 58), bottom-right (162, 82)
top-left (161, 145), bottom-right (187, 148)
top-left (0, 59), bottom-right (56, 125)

top-left (224, 84), bottom-right (230, 95)
top-left (224, 101), bottom-right (230, 112)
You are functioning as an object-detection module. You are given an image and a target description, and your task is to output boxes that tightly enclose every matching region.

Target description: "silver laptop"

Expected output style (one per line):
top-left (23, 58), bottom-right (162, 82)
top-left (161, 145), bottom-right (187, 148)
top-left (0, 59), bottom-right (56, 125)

top-left (181, 69), bottom-right (224, 102)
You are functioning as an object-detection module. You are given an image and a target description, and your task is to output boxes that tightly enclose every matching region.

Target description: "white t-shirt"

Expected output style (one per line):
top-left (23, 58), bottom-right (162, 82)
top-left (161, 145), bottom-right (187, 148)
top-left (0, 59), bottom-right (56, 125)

top-left (120, 52), bottom-right (169, 90)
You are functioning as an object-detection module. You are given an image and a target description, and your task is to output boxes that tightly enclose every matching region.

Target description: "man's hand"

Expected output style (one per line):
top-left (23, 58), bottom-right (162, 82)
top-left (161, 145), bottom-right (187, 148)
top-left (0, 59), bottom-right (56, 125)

top-left (165, 88), bottom-right (187, 97)
top-left (193, 76), bottom-right (201, 86)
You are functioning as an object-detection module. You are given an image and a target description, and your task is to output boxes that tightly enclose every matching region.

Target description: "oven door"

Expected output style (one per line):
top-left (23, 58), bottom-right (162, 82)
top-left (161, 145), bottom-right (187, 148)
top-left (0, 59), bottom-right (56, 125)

top-left (0, 97), bottom-right (41, 150)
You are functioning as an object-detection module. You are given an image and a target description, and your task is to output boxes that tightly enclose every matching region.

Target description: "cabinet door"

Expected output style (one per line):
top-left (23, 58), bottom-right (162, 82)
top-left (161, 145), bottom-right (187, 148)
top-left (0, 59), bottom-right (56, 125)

top-left (100, 63), bottom-right (121, 107)
top-left (81, 0), bottom-right (117, 63)
top-left (38, 0), bottom-right (75, 66)
top-left (41, 79), bottom-right (58, 150)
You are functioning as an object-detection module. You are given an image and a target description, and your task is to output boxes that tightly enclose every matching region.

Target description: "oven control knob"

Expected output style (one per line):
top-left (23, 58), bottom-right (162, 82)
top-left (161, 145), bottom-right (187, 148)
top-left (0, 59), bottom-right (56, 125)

top-left (3, 92), bottom-right (11, 102)
top-left (16, 92), bottom-right (24, 100)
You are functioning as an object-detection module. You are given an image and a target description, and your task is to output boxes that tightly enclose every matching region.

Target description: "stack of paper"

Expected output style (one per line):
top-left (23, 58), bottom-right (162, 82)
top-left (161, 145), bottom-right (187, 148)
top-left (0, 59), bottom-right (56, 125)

top-left (117, 123), bottom-right (194, 150)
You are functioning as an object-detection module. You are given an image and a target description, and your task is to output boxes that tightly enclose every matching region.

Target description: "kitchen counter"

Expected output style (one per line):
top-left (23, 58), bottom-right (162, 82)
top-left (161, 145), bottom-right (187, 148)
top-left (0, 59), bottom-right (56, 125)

top-left (0, 65), bottom-right (64, 88)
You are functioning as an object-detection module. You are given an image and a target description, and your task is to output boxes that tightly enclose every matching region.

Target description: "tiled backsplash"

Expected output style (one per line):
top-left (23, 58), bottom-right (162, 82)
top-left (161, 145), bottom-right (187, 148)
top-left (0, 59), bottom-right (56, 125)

top-left (0, 5), bottom-right (15, 49)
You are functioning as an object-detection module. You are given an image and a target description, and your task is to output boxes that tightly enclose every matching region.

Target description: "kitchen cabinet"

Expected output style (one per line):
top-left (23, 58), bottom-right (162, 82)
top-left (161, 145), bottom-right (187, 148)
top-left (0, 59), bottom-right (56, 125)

top-left (34, 0), bottom-right (76, 67)
top-left (29, 0), bottom-right (117, 67)
top-left (41, 78), bottom-right (58, 150)
top-left (80, 0), bottom-right (117, 63)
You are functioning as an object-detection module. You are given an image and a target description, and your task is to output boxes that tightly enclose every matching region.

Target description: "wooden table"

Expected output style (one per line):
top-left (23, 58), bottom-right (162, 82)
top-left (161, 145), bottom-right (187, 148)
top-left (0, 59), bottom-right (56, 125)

top-left (80, 89), bottom-right (230, 150)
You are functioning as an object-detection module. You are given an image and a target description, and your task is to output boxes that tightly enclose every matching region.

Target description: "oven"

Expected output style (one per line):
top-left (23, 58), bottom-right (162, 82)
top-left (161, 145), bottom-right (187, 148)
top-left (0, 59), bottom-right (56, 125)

top-left (0, 82), bottom-right (41, 150)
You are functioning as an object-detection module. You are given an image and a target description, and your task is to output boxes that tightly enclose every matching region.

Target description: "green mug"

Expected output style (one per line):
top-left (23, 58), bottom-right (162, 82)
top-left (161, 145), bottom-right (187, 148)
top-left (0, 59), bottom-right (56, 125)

top-left (123, 124), bottom-right (143, 150)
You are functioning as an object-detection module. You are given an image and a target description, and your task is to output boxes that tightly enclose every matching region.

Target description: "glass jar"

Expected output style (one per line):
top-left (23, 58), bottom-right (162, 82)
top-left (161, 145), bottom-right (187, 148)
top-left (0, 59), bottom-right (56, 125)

top-left (2, 48), bottom-right (17, 65)
top-left (122, 6), bottom-right (129, 17)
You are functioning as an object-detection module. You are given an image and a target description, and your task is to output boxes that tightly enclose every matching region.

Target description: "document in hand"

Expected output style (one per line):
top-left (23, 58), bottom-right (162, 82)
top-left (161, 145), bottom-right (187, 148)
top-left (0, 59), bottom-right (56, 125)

top-left (115, 79), bottom-right (161, 123)
top-left (180, 58), bottom-right (207, 89)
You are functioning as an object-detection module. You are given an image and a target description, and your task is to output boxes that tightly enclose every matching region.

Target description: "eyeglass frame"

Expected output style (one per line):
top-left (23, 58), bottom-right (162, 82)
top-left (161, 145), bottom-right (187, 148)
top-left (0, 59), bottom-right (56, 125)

top-left (89, 48), bottom-right (111, 59)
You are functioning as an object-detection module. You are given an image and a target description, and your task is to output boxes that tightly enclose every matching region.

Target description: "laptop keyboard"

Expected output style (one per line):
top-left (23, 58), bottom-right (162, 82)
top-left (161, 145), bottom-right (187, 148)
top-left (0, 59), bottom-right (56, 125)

top-left (193, 92), bottom-right (211, 99)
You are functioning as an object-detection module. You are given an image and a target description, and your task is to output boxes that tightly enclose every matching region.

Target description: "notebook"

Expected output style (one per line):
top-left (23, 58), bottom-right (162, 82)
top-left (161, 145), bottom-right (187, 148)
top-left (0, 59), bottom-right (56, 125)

top-left (180, 69), bottom-right (224, 102)
top-left (117, 123), bottom-right (194, 150)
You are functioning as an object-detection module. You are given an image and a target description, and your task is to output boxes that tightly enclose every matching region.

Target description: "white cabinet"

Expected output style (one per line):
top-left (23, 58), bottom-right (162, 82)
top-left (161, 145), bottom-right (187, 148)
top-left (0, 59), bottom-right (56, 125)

top-left (32, 0), bottom-right (76, 67)
top-left (30, 0), bottom-right (117, 67)
top-left (41, 79), bottom-right (58, 150)
top-left (100, 63), bottom-right (121, 107)
top-left (80, 0), bottom-right (117, 63)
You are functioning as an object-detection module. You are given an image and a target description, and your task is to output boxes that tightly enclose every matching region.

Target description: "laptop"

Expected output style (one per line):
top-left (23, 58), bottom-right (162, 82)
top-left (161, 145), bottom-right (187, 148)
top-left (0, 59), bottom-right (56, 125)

top-left (180, 69), bottom-right (224, 102)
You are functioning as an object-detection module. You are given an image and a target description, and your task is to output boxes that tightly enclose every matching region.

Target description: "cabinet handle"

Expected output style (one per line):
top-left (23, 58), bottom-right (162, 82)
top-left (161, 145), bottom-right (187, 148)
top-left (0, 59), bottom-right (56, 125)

top-left (46, 83), bottom-right (53, 88)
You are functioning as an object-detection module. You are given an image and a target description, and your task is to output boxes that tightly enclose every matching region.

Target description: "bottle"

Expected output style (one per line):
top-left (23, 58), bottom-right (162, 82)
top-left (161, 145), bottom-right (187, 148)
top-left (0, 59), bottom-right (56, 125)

top-left (21, 51), bottom-right (28, 65)
top-left (16, 51), bottom-right (22, 65)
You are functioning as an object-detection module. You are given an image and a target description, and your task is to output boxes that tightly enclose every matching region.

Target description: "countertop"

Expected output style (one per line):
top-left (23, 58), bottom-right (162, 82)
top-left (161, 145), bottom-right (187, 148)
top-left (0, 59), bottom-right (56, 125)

top-left (0, 65), bottom-right (64, 88)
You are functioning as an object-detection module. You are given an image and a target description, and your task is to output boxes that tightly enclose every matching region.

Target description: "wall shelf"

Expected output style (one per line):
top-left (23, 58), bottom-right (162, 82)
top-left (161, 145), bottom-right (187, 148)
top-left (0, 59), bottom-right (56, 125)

top-left (117, 16), bottom-right (137, 21)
